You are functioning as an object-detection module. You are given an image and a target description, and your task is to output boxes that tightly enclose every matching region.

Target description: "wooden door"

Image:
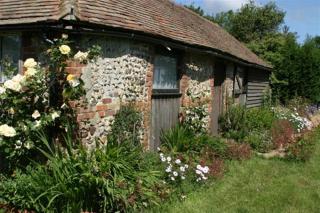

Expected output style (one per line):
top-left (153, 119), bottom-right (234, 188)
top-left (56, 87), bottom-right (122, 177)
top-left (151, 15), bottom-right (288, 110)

top-left (211, 63), bottom-right (226, 135)
top-left (150, 94), bottom-right (180, 151)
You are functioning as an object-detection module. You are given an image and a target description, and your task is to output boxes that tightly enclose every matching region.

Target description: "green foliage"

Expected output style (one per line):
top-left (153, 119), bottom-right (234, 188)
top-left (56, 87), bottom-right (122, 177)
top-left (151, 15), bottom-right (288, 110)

top-left (107, 104), bottom-right (142, 146)
top-left (0, 133), bottom-right (162, 212)
top-left (160, 125), bottom-right (194, 153)
top-left (286, 129), bottom-right (319, 162)
top-left (219, 106), bottom-right (276, 152)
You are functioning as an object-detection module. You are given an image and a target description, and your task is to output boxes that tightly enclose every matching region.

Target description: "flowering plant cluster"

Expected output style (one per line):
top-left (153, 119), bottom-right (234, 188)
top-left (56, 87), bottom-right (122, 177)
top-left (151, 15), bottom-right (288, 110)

top-left (158, 147), bottom-right (211, 185)
top-left (0, 34), bottom-right (99, 171)
top-left (183, 105), bottom-right (208, 135)
top-left (195, 164), bottom-right (210, 182)
top-left (159, 150), bottom-right (188, 182)
top-left (272, 107), bottom-right (313, 132)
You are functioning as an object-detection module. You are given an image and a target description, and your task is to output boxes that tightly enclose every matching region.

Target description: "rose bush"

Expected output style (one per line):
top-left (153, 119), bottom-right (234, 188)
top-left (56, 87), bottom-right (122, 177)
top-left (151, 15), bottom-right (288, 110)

top-left (0, 34), bottom-right (99, 172)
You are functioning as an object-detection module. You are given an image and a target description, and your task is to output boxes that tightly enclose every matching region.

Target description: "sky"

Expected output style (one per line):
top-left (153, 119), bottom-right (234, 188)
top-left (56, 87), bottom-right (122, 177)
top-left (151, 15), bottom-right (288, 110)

top-left (174, 0), bottom-right (320, 43)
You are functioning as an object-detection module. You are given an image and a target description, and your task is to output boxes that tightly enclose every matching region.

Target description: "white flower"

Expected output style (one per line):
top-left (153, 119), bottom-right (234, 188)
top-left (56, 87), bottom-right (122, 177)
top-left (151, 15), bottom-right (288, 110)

top-left (196, 169), bottom-right (202, 175)
top-left (8, 108), bottom-right (15, 115)
top-left (15, 140), bottom-right (22, 149)
top-left (165, 166), bottom-right (172, 173)
top-left (202, 176), bottom-right (208, 180)
top-left (24, 58), bottom-right (37, 68)
top-left (0, 86), bottom-right (6, 95)
top-left (181, 176), bottom-right (186, 180)
top-left (51, 111), bottom-right (60, 120)
top-left (32, 110), bottom-right (41, 119)
top-left (35, 120), bottom-right (41, 128)
top-left (24, 141), bottom-right (32, 150)
top-left (161, 156), bottom-right (166, 162)
top-left (4, 80), bottom-right (21, 92)
top-left (180, 166), bottom-right (186, 172)
top-left (62, 34), bottom-right (68, 39)
top-left (61, 103), bottom-right (67, 109)
top-left (157, 147), bottom-right (161, 151)
top-left (202, 166), bottom-right (209, 174)
top-left (13, 74), bottom-right (26, 84)
top-left (173, 171), bottom-right (178, 177)
top-left (74, 51), bottom-right (88, 62)
top-left (196, 165), bottom-right (202, 170)
top-left (0, 124), bottom-right (16, 137)
top-left (166, 156), bottom-right (171, 162)
top-left (175, 159), bottom-right (181, 164)
top-left (184, 164), bottom-right (189, 169)
top-left (25, 68), bottom-right (37, 77)
top-left (59, 45), bottom-right (71, 55)
top-left (170, 177), bottom-right (175, 181)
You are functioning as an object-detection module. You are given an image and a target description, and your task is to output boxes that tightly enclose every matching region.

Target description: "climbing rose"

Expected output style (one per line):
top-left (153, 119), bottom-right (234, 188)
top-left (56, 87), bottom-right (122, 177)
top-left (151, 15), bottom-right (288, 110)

top-left (23, 58), bottom-right (37, 68)
top-left (4, 80), bottom-right (21, 92)
top-left (25, 68), bottom-right (37, 77)
top-left (0, 124), bottom-right (16, 137)
top-left (74, 51), bottom-right (88, 62)
top-left (59, 45), bottom-right (71, 55)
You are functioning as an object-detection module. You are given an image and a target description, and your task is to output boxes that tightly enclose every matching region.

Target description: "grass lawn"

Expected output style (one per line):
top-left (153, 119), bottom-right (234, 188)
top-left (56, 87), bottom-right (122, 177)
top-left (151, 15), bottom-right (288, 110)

top-left (151, 136), bottom-right (320, 212)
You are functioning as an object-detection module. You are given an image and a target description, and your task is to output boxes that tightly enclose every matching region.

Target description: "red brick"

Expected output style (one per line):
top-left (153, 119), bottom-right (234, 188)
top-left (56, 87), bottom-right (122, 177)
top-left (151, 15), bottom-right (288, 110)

top-left (102, 98), bottom-right (112, 104)
top-left (96, 105), bottom-right (108, 111)
top-left (98, 111), bottom-right (106, 117)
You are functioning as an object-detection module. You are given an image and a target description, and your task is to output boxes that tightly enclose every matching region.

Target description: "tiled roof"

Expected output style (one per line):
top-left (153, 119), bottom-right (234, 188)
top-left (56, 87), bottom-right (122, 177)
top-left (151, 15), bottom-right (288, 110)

top-left (0, 0), bottom-right (271, 68)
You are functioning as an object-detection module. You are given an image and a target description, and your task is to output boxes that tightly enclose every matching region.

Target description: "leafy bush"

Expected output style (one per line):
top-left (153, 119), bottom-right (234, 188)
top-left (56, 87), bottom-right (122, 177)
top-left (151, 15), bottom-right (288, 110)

top-left (271, 119), bottom-right (295, 149)
top-left (286, 129), bottom-right (318, 161)
top-left (244, 130), bottom-right (273, 153)
top-left (107, 104), bottom-right (142, 146)
top-left (0, 133), bottom-right (162, 212)
top-left (160, 125), bottom-right (194, 153)
top-left (245, 107), bottom-right (276, 131)
top-left (219, 105), bottom-right (247, 141)
top-left (225, 140), bottom-right (252, 160)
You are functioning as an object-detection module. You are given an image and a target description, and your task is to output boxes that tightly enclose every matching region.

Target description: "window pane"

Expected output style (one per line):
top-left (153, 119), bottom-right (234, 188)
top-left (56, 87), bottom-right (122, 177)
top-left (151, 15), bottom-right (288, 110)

top-left (153, 55), bottom-right (177, 89)
top-left (0, 35), bottom-right (21, 82)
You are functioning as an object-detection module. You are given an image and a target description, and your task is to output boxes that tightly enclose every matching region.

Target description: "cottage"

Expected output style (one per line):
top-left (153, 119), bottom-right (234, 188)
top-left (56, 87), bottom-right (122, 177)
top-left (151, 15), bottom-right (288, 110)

top-left (0, 0), bottom-right (271, 150)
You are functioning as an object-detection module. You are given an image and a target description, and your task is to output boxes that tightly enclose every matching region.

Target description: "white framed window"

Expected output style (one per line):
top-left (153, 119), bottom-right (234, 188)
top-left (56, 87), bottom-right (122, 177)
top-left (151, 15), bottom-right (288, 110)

top-left (153, 55), bottom-right (178, 91)
top-left (0, 34), bottom-right (21, 82)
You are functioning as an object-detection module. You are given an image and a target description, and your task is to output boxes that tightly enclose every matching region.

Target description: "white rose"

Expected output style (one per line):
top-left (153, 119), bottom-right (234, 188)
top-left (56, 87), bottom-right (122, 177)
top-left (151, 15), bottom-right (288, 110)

top-left (25, 68), bottom-right (37, 77)
top-left (74, 51), bottom-right (88, 62)
top-left (59, 45), bottom-right (71, 55)
top-left (24, 58), bottom-right (37, 68)
top-left (0, 86), bottom-right (6, 94)
top-left (32, 110), bottom-right (41, 119)
top-left (0, 124), bottom-right (16, 137)
top-left (4, 80), bottom-right (22, 92)
top-left (62, 34), bottom-right (68, 39)
top-left (12, 74), bottom-right (25, 84)
top-left (51, 111), bottom-right (60, 120)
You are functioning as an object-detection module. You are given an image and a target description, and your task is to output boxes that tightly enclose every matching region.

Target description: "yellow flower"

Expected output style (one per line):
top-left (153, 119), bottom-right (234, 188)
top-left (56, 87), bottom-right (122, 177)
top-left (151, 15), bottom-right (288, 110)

top-left (24, 58), bottom-right (37, 69)
top-left (67, 74), bottom-right (76, 81)
top-left (8, 108), bottom-right (15, 115)
top-left (25, 68), bottom-right (37, 77)
top-left (59, 45), bottom-right (71, 55)
top-left (0, 124), bottom-right (16, 137)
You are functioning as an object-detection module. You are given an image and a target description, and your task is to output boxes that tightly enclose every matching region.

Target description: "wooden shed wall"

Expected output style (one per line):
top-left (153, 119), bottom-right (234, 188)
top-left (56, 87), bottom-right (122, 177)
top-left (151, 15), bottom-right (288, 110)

top-left (246, 69), bottom-right (270, 108)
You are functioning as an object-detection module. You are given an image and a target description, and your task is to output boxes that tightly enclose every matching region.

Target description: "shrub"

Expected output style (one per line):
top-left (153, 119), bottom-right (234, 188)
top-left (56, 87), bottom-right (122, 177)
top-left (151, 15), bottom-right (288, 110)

top-left (219, 105), bottom-right (247, 140)
top-left (271, 119), bottom-right (295, 149)
top-left (107, 104), bottom-right (142, 146)
top-left (225, 140), bottom-right (252, 160)
top-left (0, 133), bottom-right (162, 212)
top-left (245, 107), bottom-right (276, 131)
top-left (286, 129), bottom-right (318, 161)
top-left (244, 130), bottom-right (273, 153)
top-left (160, 125), bottom-right (194, 153)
